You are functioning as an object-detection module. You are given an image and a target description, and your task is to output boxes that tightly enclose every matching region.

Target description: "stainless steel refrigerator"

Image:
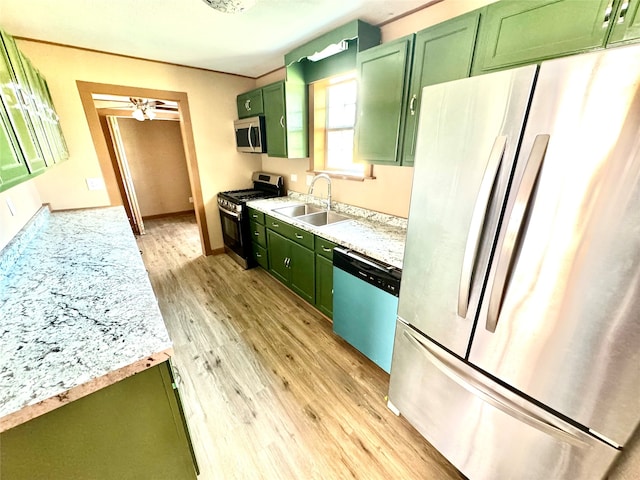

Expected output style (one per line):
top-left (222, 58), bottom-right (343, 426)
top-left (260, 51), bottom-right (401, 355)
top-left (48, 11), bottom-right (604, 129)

top-left (388, 44), bottom-right (640, 480)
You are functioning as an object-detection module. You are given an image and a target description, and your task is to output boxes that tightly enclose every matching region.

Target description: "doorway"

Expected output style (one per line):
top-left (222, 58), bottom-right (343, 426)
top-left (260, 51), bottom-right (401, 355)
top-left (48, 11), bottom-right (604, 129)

top-left (76, 81), bottom-right (212, 255)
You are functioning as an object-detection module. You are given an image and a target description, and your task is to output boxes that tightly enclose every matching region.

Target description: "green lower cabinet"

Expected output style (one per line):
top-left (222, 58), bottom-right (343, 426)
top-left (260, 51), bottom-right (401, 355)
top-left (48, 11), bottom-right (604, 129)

top-left (289, 241), bottom-right (315, 303)
top-left (472, 0), bottom-right (614, 74)
top-left (354, 35), bottom-right (414, 166)
top-left (252, 242), bottom-right (269, 269)
top-left (1, 361), bottom-right (198, 480)
top-left (607, 0), bottom-right (640, 46)
top-left (266, 228), bottom-right (315, 304)
top-left (401, 10), bottom-right (481, 166)
top-left (315, 254), bottom-right (334, 318)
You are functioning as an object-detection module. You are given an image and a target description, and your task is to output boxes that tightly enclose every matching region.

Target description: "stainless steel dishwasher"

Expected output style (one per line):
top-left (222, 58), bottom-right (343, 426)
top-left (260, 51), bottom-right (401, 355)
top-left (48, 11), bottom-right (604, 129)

top-left (332, 247), bottom-right (402, 373)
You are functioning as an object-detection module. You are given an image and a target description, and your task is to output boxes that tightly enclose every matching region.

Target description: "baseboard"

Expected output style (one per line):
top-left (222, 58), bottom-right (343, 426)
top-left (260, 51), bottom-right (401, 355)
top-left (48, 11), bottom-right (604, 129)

top-left (142, 210), bottom-right (195, 220)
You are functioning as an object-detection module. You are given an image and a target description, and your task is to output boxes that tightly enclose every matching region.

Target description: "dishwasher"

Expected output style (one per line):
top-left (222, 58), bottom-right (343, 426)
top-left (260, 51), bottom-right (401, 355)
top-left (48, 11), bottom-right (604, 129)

top-left (332, 247), bottom-right (402, 373)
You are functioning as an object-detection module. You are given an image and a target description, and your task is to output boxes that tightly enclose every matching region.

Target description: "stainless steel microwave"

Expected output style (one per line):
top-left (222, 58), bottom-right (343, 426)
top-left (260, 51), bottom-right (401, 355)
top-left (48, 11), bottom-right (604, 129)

top-left (234, 116), bottom-right (267, 153)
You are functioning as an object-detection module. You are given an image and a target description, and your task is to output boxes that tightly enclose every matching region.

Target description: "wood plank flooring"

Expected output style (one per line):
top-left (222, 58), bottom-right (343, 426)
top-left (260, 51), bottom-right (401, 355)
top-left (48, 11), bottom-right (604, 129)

top-left (136, 213), bottom-right (464, 480)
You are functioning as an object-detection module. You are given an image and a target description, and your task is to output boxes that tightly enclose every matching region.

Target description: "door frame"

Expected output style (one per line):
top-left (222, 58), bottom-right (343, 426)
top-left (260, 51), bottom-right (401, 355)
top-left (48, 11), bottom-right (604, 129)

top-left (76, 81), bottom-right (212, 255)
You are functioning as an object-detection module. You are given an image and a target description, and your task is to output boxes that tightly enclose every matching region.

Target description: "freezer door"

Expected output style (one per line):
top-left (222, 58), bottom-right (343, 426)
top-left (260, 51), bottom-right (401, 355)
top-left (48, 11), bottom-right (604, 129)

top-left (470, 45), bottom-right (640, 446)
top-left (398, 66), bottom-right (536, 357)
top-left (389, 322), bottom-right (619, 480)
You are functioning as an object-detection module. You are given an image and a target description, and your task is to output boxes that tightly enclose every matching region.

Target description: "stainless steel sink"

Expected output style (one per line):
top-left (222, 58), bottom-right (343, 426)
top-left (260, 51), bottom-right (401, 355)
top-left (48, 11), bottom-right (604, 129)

top-left (273, 203), bottom-right (324, 217)
top-left (297, 211), bottom-right (351, 226)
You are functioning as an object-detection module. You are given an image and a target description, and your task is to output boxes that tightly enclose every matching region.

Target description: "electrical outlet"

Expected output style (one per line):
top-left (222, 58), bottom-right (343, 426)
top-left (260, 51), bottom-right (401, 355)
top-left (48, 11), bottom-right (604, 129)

top-left (6, 197), bottom-right (16, 216)
top-left (86, 177), bottom-right (106, 191)
top-left (290, 174), bottom-right (298, 183)
top-left (188, 196), bottom-right (193, 203)
top-left (306, 174), bottom-right (314, 186)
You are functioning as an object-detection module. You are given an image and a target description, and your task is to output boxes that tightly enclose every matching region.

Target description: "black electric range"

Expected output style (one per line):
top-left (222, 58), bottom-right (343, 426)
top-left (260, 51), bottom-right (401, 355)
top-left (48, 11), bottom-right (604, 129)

top-left (217, 172), bottom-right (284, 268)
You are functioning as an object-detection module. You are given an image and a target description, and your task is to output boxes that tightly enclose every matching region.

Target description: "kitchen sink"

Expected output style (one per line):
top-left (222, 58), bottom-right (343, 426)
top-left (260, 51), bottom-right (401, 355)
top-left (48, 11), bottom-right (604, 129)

top-left (297, 211), bottom-right (351, 226)
top-left (273, 203), bottom-right (324, 217)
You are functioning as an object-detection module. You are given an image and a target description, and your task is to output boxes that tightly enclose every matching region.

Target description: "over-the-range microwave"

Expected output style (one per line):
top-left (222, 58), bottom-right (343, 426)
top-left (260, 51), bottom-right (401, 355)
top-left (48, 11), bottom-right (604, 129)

top-left (234, 116), bottom-right (267, 153)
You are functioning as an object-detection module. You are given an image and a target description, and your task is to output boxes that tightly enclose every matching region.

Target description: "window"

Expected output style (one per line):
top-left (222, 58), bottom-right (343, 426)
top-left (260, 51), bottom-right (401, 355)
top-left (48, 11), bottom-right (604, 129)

top-left (311, 73), bottom-right (371, 178)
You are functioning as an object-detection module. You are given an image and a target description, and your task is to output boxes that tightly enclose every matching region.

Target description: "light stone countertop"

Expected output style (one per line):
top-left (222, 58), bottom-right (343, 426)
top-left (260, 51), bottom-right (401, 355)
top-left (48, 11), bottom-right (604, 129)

top-left (0, 206), bottom-right (172, 431)
top-left (247, 193), bottom-right (407, 269)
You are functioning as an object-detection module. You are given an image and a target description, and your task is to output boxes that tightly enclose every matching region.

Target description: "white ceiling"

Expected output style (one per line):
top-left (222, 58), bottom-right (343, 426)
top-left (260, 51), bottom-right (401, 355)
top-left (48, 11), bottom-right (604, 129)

top-left (0, 0), bottom-right (432, 78)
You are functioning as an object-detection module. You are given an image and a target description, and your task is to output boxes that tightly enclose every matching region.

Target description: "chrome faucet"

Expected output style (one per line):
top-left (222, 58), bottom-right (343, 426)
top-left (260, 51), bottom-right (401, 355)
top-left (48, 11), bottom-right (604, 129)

top-left (308, 173), bottom-right (332, 211)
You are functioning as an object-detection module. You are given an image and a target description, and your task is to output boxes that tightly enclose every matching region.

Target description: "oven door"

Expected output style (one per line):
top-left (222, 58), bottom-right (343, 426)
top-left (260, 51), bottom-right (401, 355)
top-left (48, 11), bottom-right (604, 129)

top-left (218, 205), bottom-right (251, 268)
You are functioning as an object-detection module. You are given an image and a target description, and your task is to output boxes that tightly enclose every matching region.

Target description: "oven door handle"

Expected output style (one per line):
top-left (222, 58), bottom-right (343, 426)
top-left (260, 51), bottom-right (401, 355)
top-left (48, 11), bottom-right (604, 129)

top-left (219, 205), bottom-right (240, 218)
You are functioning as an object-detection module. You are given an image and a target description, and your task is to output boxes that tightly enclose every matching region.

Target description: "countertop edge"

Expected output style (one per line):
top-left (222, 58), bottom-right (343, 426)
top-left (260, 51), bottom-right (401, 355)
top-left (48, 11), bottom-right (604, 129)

top-left (0, 347), bottom-right (174, 433)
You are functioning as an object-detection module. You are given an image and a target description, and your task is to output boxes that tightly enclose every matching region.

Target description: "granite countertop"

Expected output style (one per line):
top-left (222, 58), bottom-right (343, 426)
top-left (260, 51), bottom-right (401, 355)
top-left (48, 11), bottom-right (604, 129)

top-left (0, 206), bottom-right (172, 431)
top-left (247, 193), bottom-right (407, 269)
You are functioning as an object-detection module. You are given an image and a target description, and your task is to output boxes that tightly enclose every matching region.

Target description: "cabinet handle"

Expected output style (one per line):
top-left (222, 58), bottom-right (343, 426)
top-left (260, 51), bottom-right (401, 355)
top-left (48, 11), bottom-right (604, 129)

top-left (256, 253), bottom-right (262, 258)
top-left (245, 99), bottom-right (251, 111)
top-left (321, 246), bottom-right (332, 252)
top-left (618, 1), bottom-right (630, 23)
top-left (252, 214), bottom-right (258, 218)
top-left (254, 232), bottom-right (260, 236)
top-left (280, 115), bottom-right (285, 128)
top-left (409, 94), bottom-right (417, 116)
top-left (271, 223), bottom-right (279, 228)
top-left (295, 233), bottom-right (303, 239)
top-left (603, 1), bottom-right (614, 27)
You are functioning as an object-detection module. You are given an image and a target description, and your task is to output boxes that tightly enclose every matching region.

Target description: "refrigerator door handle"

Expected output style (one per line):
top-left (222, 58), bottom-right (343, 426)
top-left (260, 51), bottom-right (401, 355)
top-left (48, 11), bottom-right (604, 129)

top-left (458, 135), bottom-right (507, 318)
top-left (402, 329), bottom-right (590, 448)
top-left (486, 134), bottom-right (550, 332)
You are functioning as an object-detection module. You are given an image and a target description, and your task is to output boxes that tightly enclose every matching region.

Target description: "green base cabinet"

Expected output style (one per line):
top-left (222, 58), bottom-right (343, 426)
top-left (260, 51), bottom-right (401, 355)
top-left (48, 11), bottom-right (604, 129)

top-left (237, 87), bottom-right (264, 118)
top-left (266, 228), bottom-right (315, 304)
top-left (401, 10), bottom-right (481, 166)
top-left (262, 77), bottom-right (308, 159)
top-left (472, 0), bottom-right (614, 74)
top-left (354, 35), bottom-right (414, 166)
top-left (1, 361), bottom-right (198, 480)
top-left (314, 236), bottom-right (338, 318)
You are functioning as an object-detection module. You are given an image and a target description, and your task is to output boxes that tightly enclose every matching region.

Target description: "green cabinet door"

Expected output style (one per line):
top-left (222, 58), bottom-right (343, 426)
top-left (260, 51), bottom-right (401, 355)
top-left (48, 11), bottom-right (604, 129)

top-left (0, 112), bottom-right (30, 192)
top-left (267, 229), bottom-right (290, 284)
top-left (607, 0), bottom-right (640, 45)
top-left (0, 31), bottom-right (46, 175)
top-left (263, 82), bottom-right (287, 157)
top-left (237, 88), bottom-right (264, 118)
top-left (354, 35), bottom-right (414, 166)
top-left (262, 80), bottom-right (308, 159)
top-left (315, 254), bottom-right (333, 318)
top-left (1, 362), bottom-right (198, 480)
top-left (289, 241), bottom-right (315, 304)
top-left (472, 0), bottom-right (614, 74)
top-left (401, 11), bottom-right (481, 166)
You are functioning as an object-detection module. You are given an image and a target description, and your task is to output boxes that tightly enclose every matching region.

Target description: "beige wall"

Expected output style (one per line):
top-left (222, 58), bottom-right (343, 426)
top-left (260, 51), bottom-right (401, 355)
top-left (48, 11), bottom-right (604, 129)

top-left (14, 39), bottom-right (259, 251)
top-left (117, 118), bottom-right (193, 217)
top-left (0, 180), bottom-right (43, 251)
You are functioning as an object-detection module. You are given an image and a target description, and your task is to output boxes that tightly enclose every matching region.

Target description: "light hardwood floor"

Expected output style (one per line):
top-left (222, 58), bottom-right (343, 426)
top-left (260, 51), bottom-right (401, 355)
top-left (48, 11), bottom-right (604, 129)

top-left (136, 214), bottom-right (464, 480)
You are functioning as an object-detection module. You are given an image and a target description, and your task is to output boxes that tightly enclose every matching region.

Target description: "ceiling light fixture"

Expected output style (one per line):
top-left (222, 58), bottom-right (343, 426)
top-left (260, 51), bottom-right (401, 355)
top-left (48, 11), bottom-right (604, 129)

top-left (201, 0), bottom-right (256, 14)
top-left (307, 40), bottom-right (349, 62)
top-left (130, 98), bottom-right (156, 122)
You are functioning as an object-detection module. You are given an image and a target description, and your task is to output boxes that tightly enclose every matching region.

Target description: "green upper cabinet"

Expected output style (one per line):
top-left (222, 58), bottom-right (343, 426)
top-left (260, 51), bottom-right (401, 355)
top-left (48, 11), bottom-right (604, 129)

top-left (472, 0), bottom-right (615, 74)
top-left (354, 35), bottom-right (414, 166)
top-left (607, 0), bottom-right (640, 45)
top-left (262, 76), bottom-right (308, 158)
top-left (401, 11), bottom-right (481, 166)
top-left (237, 88), bottom-right (264, 118)
top-left (0, 31), bottom-right (46, 175)
top-left (0, 112), bottom-right (30, 192)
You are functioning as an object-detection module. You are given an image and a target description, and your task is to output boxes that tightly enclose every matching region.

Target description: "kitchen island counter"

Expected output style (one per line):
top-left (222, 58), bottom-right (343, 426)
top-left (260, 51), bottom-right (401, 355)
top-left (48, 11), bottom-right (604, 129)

top-left (248, 193), bottom-right (407, 269)
top-left (0, 206), bottom-right (173, 432)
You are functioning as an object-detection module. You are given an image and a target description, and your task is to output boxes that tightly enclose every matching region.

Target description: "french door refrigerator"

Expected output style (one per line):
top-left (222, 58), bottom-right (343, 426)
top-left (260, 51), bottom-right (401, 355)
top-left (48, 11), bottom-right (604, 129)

top-left (388, 44), bottom-right (640, 480)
